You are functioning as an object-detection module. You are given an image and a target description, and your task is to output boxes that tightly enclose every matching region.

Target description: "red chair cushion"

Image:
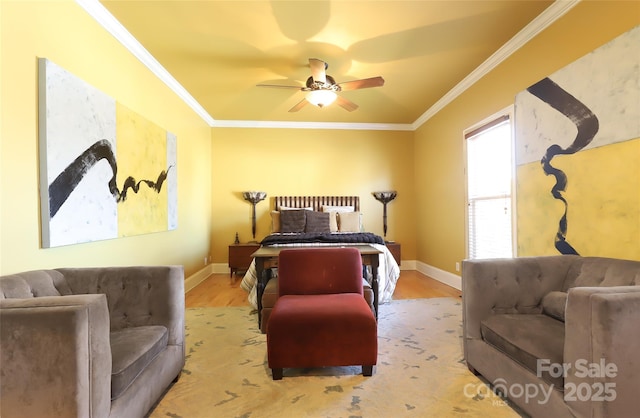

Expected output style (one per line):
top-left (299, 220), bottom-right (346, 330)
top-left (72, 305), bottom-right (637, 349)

top-left (267, 293), bottom-right (377, 369)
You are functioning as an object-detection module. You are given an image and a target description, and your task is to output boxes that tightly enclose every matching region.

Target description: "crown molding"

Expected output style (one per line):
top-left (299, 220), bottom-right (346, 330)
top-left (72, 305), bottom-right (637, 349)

top-left (412, 0), bottom-right (580, 130)
top-left (212, 119), bottom-right (413, 131)
top-left (75, 0), bottom-right (216, 127)
top-left (78, 0), bottom-right (579, 132)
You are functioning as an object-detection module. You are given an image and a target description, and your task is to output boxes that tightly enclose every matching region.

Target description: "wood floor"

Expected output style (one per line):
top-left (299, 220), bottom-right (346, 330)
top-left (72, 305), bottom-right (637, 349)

top-left (186, 270), bottom-right (461, 308)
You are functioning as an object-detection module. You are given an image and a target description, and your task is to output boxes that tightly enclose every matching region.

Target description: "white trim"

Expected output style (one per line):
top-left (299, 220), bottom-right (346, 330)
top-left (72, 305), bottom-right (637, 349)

top-left (463, 105), bottom-right (516, 260)
top-left (399, 260), bottom-right (416, 271)
top-left (75, 0), bottom-right (216, 127)
top-left (184, 264), bottom-right (214, 293)
top-left (416, 261), bottom-right (462, 291)
top-left (78, 0), bottom-right (578, 132)
top-left (212, 263), bottom-right (231, 275)
top-left (412, 0), bottom-right (580, 130)
top-left (213, 119), bottom-right (413, 131)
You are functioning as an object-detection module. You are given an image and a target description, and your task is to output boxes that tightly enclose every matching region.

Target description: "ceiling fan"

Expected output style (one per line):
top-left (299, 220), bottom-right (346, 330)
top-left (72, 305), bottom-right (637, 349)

top-left (257, 58), bottom-right (384, 112)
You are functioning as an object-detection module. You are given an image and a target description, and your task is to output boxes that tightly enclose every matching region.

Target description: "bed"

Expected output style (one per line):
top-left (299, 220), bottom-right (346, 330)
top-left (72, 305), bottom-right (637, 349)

top-left (240, 196), bottom-right (401, 316)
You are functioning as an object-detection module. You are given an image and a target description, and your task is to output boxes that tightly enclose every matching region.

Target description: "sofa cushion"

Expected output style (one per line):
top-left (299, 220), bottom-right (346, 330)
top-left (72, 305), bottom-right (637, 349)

top-left (110, 325), bottom-right (168, 399)
top-left (481, 314), bottom-right (565, 388)
top-left (541, 291), bottom-right (568, 321)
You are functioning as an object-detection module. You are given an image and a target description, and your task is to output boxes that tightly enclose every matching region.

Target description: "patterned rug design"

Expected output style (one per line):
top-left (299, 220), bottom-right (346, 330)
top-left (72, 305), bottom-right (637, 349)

top-left (148, 298), bottom-right (523, 418)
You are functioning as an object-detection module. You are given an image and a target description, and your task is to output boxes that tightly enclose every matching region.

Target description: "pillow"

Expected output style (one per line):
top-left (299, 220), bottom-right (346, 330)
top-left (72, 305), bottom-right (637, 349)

top-left (338, 211), bottom-right (362, 232)
top-left (280, 209), bottom-right (306, 233)
top-left (328, 211), bottom-right (338, 232)
top-left (541, 291), bottom-right (568, 322)
top-left (322, 205), bottom-right (353, 232)
top-left (322, 205), bottom-right (354, 213)
top-left (304, 211), bottom-right (331, 233)
top-left (270, 211), bottom-right (281, 233)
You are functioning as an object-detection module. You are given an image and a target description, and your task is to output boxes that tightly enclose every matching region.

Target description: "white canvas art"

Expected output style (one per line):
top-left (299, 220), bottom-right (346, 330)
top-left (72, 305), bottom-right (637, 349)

top-left (38, 58), bottom-right (177, 248)
top-left (167, 132), bottom-right (178, 230)
top-left (514, 25), bottom-right (640, 257)
top-left (515, 25), bottom-right (640, 166)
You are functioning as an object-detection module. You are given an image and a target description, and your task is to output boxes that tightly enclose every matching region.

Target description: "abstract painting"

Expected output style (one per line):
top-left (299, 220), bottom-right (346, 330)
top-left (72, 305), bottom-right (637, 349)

top-left (38, 58), bottom-right (177, 248)
top-left (515, 26), bottom-right (640, 259)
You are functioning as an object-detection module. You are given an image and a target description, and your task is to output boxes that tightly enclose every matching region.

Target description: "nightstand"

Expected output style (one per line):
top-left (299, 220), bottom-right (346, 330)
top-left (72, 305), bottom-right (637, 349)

top-left (385, 241), bottom-right (401, 266)
top-left (229, 243), bottom-right (260, 277)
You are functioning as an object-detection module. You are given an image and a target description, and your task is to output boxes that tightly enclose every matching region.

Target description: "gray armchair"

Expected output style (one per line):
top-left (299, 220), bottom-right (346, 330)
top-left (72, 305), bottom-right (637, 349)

top-left (0, 266), bottom-right (185, 418)
top-left (462, 255), bottom-right (640, 418)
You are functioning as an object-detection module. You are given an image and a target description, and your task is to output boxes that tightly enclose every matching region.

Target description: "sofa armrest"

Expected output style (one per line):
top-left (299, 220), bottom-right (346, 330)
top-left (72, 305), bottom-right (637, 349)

top-left (564, 286), bottom-right (640, 418)
top-left (57, 266), bottom-right (185, 347)
top-left (462, 257), bottom-right (573, 342)
top-left (0, 294), bottom-right (111, 418)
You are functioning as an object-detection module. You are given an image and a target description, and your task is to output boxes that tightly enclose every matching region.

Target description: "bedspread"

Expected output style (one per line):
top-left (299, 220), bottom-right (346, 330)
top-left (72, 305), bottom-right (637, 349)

top-left (240, 242), bottom-right (400, 309)
top-left (261, 232), bottom-right (385, 246)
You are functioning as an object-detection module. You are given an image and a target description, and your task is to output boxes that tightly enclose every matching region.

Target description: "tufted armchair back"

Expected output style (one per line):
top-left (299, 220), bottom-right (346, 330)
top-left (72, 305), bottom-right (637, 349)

top-left (562, 256), bottom-right (640, 289)
top-left (1, 266), bottom-right (184, 339)
top-left (57, 267), bottom-right (184, 337)
top-left (0, 270), bottom-right (73, 299)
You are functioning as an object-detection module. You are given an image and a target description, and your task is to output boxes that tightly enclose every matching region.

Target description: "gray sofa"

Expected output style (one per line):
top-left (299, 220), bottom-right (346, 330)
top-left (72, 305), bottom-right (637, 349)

top-left (0, 266), bottom-right (185, 418)
top-left (462, 255), bottom-right (640, 418)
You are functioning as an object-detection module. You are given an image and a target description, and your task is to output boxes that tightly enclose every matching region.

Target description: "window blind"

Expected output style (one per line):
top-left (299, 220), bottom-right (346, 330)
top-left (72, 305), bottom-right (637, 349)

top-left (466, 118), bottom-right (514, 259)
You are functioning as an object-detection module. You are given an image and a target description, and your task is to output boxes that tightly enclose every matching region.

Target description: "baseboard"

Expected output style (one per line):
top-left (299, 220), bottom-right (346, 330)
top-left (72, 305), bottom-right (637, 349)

top-left (415, 261), bottom-right (462, 291)
top-left (186, 261), bottom-right (461, 293)
top-left (184, 264), bottom-right (214, 293)
top-left (211, 263), bottom-right (230, 274)
top-left (398, 260), bottom-right (416, 270)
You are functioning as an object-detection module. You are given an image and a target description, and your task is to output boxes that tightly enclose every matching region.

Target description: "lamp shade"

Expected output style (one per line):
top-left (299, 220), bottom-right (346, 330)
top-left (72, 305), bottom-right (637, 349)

top-left (306, 90), bottom-right (337, 108)
top-left (373, 191), bottom-right (397, 204)
top-left (242, 191), bottom-right (266, 204)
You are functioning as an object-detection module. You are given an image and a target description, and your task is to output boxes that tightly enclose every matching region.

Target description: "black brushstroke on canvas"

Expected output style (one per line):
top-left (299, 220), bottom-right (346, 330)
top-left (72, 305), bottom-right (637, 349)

top-left (48, 139), bottom-right (173, 218)
top-left (527, 77), bottom-right (599, 255)
top-left (119, 170), bottom-right (169, 202)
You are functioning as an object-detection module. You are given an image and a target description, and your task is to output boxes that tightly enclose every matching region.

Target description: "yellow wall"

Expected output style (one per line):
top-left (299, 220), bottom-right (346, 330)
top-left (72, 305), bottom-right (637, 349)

top-left (414, 1), bottom-right (640, 274)
top-left (2, 1), bottom-right (638, 279)
top-left (518, 139), bottom-right (640, 259)
top-left (210, 128), bottom-right (415, 263)
top-left (0, 1), bottom-right (212, 276)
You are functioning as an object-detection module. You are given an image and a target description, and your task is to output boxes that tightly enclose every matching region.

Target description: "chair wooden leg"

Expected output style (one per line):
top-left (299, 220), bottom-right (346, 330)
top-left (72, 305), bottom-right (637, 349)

top-left (272, 368), bottom-right (283, 380)
top-left (362, 365), bottom-right (374, 376)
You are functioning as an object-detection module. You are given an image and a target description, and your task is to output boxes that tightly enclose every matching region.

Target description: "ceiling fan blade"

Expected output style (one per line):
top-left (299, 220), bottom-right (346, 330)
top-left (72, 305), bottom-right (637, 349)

top-left (309, 58), bottom-right (327, 84)
top-left (335, 95), bottom-right (359, 112)
top-left (337, 76), bottom-right (385, 91)
top-left (256, 83), bottom-right (302, 89)
top-left (288, 98), bottom-right (309, 112)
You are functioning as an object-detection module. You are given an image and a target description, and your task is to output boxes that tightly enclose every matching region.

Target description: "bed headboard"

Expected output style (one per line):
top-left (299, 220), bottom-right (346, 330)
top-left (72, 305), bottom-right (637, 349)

top-left (274, 196), bottom-right (359, 212)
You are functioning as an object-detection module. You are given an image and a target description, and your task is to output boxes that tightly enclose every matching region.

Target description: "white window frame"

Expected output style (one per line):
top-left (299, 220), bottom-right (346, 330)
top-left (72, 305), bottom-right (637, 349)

top-left (464, 106), bottom-right (517, 259)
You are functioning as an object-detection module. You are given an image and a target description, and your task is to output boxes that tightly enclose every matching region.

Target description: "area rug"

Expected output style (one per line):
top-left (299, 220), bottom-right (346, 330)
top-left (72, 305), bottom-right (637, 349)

top-left (148, 298), bottom-right (523, 418)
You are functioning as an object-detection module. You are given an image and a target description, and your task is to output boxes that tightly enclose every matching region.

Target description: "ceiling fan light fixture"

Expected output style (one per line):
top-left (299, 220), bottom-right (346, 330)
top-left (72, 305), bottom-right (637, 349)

top-left (305, 90), bottom-right (337, 108)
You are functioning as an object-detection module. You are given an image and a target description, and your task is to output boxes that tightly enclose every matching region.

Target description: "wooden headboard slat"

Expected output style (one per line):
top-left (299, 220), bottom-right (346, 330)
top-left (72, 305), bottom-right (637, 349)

top-left (274, 196), bottom-right (359, 212)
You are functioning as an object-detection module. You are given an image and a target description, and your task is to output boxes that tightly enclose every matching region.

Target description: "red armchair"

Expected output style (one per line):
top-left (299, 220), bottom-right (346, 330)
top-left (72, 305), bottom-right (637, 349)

top-left (266, 247), bottom-right (378, 380)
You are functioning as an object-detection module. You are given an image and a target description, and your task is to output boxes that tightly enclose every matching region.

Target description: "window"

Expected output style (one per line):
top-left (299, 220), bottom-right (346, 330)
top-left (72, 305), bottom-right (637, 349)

top-left (465, 111), bottom-right (515, 259)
